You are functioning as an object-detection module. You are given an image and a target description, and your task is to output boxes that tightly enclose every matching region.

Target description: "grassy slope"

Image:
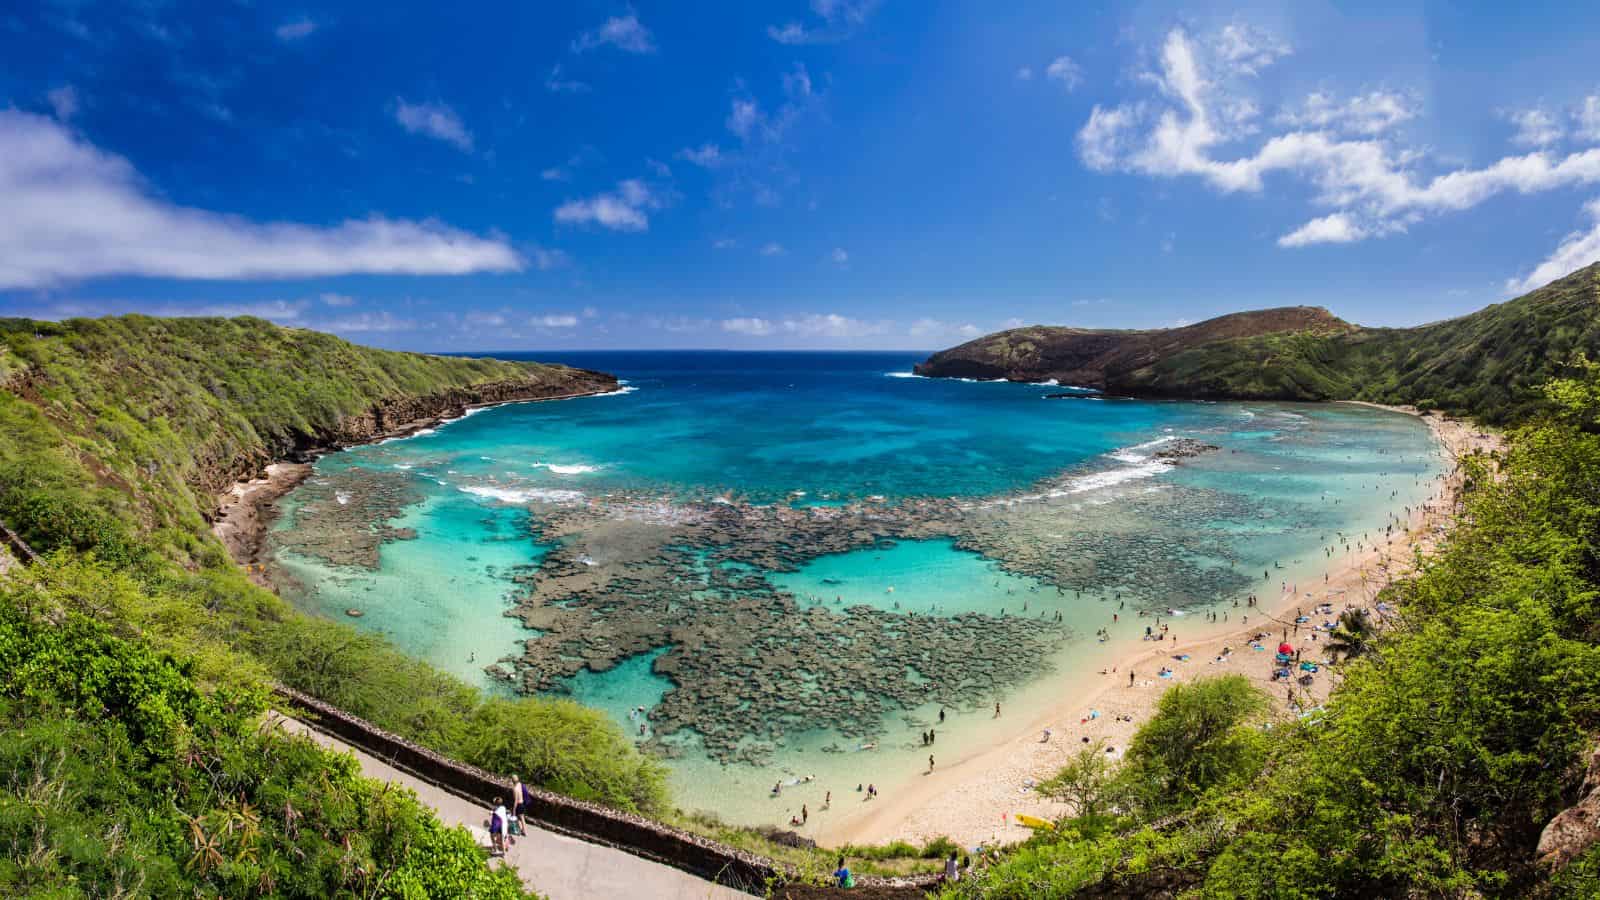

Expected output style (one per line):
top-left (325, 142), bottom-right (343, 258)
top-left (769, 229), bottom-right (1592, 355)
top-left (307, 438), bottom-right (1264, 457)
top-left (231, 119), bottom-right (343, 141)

top-left (1115, 262), bottom-right (1600, 424)
top-left (0, 315), bottom-right (606, 546)
top-left (0, 315), bottom-right (668, 815)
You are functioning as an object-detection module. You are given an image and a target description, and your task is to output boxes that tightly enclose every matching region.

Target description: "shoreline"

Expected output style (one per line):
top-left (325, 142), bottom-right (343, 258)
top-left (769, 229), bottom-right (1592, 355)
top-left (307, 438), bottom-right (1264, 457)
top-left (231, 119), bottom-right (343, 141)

top-left (816, 404), bottom-right (1499, 848)
top-left (211, 386), bottom-right (621, 582)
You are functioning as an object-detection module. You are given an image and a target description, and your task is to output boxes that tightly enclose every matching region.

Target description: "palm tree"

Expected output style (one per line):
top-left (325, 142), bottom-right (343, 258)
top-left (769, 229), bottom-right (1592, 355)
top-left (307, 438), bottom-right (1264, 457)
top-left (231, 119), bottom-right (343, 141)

top-left (1325, 609), bottom-right (1373, 662)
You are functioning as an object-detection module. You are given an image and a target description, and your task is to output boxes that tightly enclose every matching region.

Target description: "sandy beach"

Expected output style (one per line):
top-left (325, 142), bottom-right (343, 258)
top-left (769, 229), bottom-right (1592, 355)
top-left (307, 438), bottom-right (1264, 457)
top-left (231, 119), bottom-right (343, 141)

top-left (818, 405), bottom-right (1500, 849)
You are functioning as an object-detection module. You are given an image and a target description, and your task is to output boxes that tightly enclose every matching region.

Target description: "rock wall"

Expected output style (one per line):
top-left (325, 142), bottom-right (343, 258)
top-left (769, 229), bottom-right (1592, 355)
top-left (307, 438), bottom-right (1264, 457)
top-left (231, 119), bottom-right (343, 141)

top-left (271, 686), bottom-right (938, 897)
top-left (1538, 743), bottom-right (1600, 870)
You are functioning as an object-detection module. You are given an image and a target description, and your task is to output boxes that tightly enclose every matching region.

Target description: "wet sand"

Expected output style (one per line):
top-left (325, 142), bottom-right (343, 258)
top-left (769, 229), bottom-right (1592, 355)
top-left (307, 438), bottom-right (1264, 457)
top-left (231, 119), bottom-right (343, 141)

top-left (819, 406), bottom-right (1499, 848)
top-left (214, 461), bottom-right (314, 586)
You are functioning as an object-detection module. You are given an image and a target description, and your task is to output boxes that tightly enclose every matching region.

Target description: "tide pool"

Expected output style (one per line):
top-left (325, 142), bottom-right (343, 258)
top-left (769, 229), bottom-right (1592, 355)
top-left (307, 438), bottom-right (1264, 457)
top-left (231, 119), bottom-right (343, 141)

top-left (266, 351), bottom-right (1444, 829)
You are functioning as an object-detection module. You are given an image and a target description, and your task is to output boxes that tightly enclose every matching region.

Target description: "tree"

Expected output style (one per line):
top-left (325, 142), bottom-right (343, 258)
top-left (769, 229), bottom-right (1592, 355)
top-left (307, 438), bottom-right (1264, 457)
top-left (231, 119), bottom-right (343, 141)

top-left (1121, 675), bottom-right (1269, 808)
top-left (1037, 740), bottom-right (1116, 819)
top-left (1325, 609), bottom-right (1374, 662)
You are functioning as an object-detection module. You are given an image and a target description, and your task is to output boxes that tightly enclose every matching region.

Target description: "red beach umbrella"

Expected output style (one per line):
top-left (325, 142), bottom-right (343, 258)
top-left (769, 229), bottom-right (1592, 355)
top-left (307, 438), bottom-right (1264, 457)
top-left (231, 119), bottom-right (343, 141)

top-left (1278, 642), bottom-right (1294, 655)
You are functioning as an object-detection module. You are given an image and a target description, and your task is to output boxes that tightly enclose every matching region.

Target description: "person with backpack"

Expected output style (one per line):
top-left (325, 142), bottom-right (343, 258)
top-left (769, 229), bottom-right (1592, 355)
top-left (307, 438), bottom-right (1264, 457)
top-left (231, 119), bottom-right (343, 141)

top-left (832, 856), bottom-right (854, 888)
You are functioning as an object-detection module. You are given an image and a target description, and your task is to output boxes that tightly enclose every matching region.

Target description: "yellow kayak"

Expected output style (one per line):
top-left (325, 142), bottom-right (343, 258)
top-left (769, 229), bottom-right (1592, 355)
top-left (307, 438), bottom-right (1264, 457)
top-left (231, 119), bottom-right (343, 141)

top-left (1015, 814), bottom-right (1055, 831)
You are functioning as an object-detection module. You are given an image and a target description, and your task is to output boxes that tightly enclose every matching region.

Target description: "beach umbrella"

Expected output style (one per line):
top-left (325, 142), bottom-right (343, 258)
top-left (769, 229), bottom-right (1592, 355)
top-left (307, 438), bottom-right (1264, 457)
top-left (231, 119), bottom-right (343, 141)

top-left (1278, 642), bottom-right (1294, 655)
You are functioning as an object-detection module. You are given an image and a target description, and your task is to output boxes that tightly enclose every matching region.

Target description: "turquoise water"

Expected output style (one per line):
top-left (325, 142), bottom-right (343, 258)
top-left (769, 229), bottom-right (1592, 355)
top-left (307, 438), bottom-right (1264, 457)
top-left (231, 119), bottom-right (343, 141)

top-left (267, 351), bottom-right (1444, 827)
top-left (773, 538), bottom-right (1051, 617)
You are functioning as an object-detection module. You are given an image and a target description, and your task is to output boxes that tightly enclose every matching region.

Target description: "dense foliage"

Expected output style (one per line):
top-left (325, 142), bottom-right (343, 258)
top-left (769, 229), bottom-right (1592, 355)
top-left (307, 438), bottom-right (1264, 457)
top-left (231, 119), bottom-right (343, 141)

top-left (1120, 262), bottom-right (1600, 424)
top-left (943, 360), bottom-right (1600, 897)
top-left (0, 558), bottom-right (533, 899)
top-left (0, 318), bottom-right (666, 816)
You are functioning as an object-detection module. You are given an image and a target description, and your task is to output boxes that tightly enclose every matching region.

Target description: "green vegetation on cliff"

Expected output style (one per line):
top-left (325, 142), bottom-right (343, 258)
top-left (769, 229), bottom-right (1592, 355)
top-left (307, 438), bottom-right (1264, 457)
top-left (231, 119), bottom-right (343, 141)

top-left (1121, 263), bottom-right (1600, 424)
top-left (944, 362), bottom-right (1600, 898)
top-left (0, 558), bottom-right (534, 899)
top-left (0, 316), bottom-right (667, 892)
top-left (921, 263), bottom-right (1600, 425)
top-left (0, 314), bottom-right (614, 551)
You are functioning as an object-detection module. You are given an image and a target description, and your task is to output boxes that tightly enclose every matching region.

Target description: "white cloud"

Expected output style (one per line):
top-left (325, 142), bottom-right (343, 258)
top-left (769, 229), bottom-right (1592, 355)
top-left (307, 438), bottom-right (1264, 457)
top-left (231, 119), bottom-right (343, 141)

top-left (1046, 56), bottom-right (1083, 91)
top-left (781, 313), bottom-right (886, 339)
top-left (760, 242), bottom-right (785, 256)
top-left (540, 167), bottom-right (568, 181)
top-left (677, 143), bottom-right (723, 167)
top-left (1079, 26), bottom-right (1600, 249)
top-left (0, 110), bottom-right (520, 289)
top-left (322, 311), bottom-right (417, 333)
top-left (712, 238), bottom-right (738, 249)
top-left (466, 311), bottom-right (507, 327)
top-left (909, 318), bottom-right (982, 340)
top-left (319, 292), bottom-right (356, 307)
top-left (1506, 198), bottom-right (1600, 293)
top-left (544, 64), bottom-right (590, 94)
top-left (1578, 95), bottom-right (1600, 143)
top-left (530, 246), bottom-right (571, 270)
top-left (1212, 23), bottom-right (1290, 76)
top-left (1276, 90), bottom-right (1418, 136)
top-left (830, 247), bottom-right (849, 264)
top-left (1077, 104), bottom-right (1143, 171)
top-left (723, 313), bottom-right (887, 340)
top-left (722, 317), bottom-right (774, 335)
top-left (767, 0), bottom-right (878, 45)
top-left (572, 12), bottom-right (655, 54)
top-left (1016, 67), bottom-right (1034, 81)
top-left (1507, 108), bottom-right (1563, 148)
top-left (199, 300), bottom-right (310, 322)
top-left (727, 99), bottom-right (763, 140)
top-left (1277, 212), bottom-right (1366, 247)
top-left (275, 18), bottom-right (317, 40)
top-left (553, 179), bottom-right (664, 232)
top-left (784, 63), bottom-right (813, 100)
top-left (532, 313), bottom-right (580, 328)
top-left (46, 85), bottom-right (79, 122)
top-left (393, 99), bottom-right (473, 151)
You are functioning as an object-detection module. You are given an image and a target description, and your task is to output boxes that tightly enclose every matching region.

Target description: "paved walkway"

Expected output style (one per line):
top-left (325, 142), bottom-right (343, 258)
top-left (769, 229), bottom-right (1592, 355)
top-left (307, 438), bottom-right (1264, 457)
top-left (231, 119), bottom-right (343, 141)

top-left (272, 714), bottom-right (752, 900)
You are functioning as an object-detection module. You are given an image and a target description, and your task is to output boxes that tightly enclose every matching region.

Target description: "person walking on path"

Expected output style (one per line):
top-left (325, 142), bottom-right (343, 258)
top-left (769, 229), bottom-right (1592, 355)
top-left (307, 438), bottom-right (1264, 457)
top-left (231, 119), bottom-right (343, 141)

top-left (489, 798), bottom-right (509, 855)
top-left (511, 774), bottom-right (531, 831)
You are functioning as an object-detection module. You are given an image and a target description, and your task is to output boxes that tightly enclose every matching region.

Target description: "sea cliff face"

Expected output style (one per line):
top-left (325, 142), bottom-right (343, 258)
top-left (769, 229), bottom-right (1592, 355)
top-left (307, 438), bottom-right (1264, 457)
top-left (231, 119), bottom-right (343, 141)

top-left (291, 371), bottom-right (617, 457)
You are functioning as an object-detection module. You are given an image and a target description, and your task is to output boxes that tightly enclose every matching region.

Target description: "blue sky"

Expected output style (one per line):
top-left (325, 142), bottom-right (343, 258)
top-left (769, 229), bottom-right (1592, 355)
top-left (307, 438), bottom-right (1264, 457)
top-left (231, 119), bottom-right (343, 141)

top-left (3, 1), bottom-right (1600, 350)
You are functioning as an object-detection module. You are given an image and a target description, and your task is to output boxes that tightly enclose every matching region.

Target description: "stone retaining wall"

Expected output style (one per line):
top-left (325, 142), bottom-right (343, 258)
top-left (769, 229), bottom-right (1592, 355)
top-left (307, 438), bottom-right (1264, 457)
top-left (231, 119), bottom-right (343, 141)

top-left (272, 686), bottom-right (938, 897)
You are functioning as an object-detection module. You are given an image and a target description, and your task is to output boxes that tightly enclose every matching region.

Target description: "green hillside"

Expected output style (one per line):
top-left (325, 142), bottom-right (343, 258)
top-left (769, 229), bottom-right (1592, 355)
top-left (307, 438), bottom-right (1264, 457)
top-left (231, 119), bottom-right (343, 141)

top-left (0, 315), bottom-right (614, 550)
top-left (1118, 262), bottom-right (1600, 423)
top-left (919, 262), bottom-right (1600, 426)
top-left (0, 317), bottom-right (664, 895)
